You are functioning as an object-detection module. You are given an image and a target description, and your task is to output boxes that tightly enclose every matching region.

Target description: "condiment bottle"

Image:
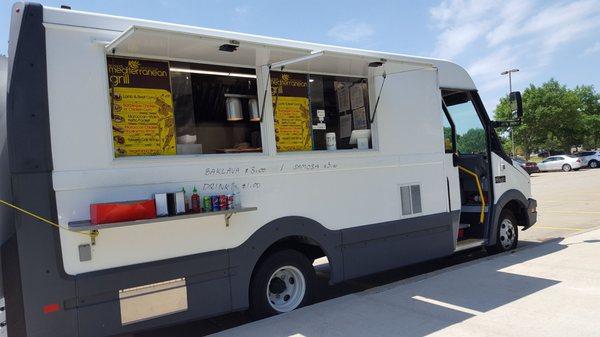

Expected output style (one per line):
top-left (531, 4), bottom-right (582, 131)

top-left (191, 187), bottom-right (201, 213)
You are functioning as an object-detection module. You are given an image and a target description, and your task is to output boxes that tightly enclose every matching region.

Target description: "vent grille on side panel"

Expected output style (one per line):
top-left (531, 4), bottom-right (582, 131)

top-left (400, 184), bottom-right (422, 215)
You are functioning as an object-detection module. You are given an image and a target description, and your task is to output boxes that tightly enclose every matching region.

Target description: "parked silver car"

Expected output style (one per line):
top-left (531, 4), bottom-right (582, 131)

top-left (537, 155), bottom-right (583, 172)
top-left (576, 151), bottom-right (600, 168)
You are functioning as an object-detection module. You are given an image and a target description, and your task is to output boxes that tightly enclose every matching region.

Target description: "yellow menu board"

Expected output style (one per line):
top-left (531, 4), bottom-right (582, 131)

top-left (107, 57), bottom-right (176, 157)
top-left (271, 72), bottom-right (312, 152)
top-left (274, 96), bottom-right (312, 151)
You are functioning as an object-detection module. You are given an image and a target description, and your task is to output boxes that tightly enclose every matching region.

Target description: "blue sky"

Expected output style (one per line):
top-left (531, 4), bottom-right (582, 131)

top-left (1, 0), bottom-right (599, 115)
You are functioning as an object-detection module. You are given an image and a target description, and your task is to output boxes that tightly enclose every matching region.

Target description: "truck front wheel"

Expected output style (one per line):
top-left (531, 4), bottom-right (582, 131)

top-left (249, 249), bottom-right (316, 319)
top-left (487, 209), bottom-right (519, 254)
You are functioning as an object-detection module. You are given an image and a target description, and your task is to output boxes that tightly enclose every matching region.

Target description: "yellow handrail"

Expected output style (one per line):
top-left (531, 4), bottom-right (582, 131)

top-left (457, 166), bottom-right (486, 223)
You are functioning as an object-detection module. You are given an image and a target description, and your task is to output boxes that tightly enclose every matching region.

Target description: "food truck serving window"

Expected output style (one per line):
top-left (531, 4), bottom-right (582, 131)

top-left (271, 71), bottom-right (372, 152)
top-left (107, 56), bottom-right (261, 157)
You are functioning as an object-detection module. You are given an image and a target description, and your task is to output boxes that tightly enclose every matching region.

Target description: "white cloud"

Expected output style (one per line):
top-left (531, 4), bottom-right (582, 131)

top-left (428, 0), bottom-right (600, 109)
top-left (485, 0), bottom-right (534, 47)
top-left (522, 0), bottom-right (599, 35)
top-left (430, 0), bottom-right (497, 29)
top-left (429, 0), bottom-right (500, 58)
top-left (583, 42), bottom-right (600, 56)
top-left (467, 47), bottom-right (517, 78)
top-left (432, 22), bottom-right (488, 59)
top-left (327, 21), bottom-right (374, 43)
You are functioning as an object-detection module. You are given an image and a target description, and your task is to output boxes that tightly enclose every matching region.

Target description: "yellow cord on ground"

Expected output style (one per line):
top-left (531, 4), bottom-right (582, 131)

top-left (0, 199), bottom-right (93, 239)
top-left (457, 166), bottom-right (486, 224)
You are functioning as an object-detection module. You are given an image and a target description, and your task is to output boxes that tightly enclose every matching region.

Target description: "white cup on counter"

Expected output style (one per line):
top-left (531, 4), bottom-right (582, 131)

top-left (326, 132), bottom-right (337, 151)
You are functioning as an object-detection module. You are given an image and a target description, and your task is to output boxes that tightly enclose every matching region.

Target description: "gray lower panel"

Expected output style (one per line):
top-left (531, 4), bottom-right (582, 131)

top-left (341, 212), bottom-right (454, 279)
top-left (12, 209), bottom-right (455, 336)
top-left (75, 275), bottom-right (230, 337)
top-left (72, 250), bottom-right (231, 337)
top-left (74, 212), bottom-right (454, 330)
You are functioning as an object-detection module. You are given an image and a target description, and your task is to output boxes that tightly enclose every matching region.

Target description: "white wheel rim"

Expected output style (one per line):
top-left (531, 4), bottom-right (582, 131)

top-left (591, 162), bottom-right (598, 168)
top-left (499, 219), bottom-right (516, 249)
top-left (266, 265), bottom-right (306, 313)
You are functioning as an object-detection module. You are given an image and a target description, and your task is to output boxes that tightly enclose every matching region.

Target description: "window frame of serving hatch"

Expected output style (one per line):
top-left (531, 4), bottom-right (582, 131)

top-left (266, 67), bottom-right (380, 156)
top-left (105, 55), bottom-right (271, 162)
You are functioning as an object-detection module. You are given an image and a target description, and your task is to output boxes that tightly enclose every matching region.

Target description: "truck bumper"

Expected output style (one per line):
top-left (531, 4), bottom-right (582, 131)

top-left (523, 198), bottom-right (537, 230)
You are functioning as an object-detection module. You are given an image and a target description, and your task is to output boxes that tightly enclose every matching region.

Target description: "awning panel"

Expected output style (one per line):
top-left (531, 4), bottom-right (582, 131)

top-left (105, 26), bottom-right (314, 68)
top-left (105, 26), bottom-right (434, 77)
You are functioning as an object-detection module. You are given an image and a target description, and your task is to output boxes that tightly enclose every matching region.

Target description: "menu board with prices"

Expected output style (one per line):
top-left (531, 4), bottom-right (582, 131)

top-left (271, 72), bottom-right (313, 152)
top-left (107, 57), bottom-right (176, 157)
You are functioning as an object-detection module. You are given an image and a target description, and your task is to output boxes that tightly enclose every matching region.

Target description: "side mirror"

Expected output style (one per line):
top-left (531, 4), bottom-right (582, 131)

top-left (509, 91), bottom-right (523, 119)
top-left (492, 91), bottom-right (523, 128)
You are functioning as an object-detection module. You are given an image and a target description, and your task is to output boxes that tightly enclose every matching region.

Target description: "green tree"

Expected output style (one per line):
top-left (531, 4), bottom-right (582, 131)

top-left (457, 128), bottom-right (486, 154)
top-left (573, 85), bottom-right (600, 149)
top-left (494, 79), bottom-right (585, 158)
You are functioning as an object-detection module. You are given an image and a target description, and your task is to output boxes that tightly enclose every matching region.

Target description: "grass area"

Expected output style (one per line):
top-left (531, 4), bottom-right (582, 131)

top-left (528, 156), bottom-right (543, 163)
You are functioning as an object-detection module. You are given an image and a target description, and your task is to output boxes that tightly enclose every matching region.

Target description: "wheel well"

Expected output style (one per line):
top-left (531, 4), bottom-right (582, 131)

top-left (257, 236), bottom-right (327, 264)
top-left (503, 200), bottom-right (527, 227)
top-left (251, 236), bottom-right (328, 284)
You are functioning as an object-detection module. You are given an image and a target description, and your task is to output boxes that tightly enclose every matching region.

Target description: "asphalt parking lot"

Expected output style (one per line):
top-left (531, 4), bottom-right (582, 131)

top-left (521, 168), bottom-right (600, 242)
top-left (131, 168), bottom-right (600, 337)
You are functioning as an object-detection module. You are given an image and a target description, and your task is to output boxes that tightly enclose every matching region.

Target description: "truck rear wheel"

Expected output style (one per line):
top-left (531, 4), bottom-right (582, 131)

top-left (487, 209), bottom-right (518, 254)
top-left (249, 249), bottom-right (316, 319)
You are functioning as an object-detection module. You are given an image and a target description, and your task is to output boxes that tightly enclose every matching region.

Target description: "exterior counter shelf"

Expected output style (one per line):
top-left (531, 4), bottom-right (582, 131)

top-left (69, 206), bottom-right (258, 233)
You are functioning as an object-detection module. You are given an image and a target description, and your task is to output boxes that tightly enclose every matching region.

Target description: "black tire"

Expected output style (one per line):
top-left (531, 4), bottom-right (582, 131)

top-left (249, 249), bottom-right (316, 319)
top-left (562, 164), bottom-right (571, 172)
top-left (487, 209), bottom-right (518, 254)
top-left (589, 160), bottom-right (598, 169)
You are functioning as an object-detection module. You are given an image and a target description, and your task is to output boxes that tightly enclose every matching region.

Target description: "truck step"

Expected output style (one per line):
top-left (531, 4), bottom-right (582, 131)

top-left (461, 205), bottom-right (489, 213)
top-left (455, 239), bottom-right (485, 252)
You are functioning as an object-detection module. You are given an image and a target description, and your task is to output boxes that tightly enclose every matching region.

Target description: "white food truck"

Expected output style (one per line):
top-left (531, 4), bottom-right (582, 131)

top-left (1, 3), bottom-right (536, 336)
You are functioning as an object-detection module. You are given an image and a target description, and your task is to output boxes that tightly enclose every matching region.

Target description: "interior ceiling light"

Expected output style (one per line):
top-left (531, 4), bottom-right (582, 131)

top-left (170, 67), bottom-right (256, 78)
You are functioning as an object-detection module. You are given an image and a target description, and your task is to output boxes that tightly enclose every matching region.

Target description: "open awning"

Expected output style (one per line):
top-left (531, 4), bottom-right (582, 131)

top-left (104, 25), bottom-right (434, 77)
top-left (105, 25), bottom-right (315, 68)
top-left (269, 50), bottom-right (434, 78)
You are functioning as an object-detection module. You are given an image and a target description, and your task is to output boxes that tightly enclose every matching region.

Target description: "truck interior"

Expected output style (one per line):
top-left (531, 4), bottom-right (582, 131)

top-left (442, 89), bottom-right (491, 249)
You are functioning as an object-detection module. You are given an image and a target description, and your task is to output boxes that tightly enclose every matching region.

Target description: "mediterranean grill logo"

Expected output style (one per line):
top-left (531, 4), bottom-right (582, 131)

top-left (272, 73), bottom-right (307, 89)
top-left (108, 59), bottom-right (168, 86)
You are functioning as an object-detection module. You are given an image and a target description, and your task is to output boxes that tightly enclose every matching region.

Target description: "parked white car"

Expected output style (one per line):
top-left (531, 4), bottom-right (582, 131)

top-left (537, 155), bottom-right (583, 172)
top-left (576, 151), bottom-right (600, 168)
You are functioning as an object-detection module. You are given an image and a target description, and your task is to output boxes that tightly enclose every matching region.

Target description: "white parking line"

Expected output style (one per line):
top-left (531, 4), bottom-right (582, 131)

top-left (412, 295), bottom-right (483, 316)
top-left (542, 210), bottom-right (600, 215)
top-left (534, 226), bottom-right (584, 231)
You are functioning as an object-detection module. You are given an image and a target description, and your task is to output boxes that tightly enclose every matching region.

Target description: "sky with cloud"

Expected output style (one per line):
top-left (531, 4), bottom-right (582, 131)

top-left (1, 0), bottom-right (599, 112)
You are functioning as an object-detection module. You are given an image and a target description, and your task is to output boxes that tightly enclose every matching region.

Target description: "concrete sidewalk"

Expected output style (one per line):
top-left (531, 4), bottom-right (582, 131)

top-left (211, 229), bottom-right (600, 337)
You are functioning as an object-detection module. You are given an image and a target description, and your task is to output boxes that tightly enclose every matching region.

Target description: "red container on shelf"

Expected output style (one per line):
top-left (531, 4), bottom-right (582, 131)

top-left (90, 199), bottom-right (156, 225)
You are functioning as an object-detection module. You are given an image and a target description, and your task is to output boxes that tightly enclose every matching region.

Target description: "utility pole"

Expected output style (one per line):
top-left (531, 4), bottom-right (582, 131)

top-left (501, 69), bottom-right (519, 157)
